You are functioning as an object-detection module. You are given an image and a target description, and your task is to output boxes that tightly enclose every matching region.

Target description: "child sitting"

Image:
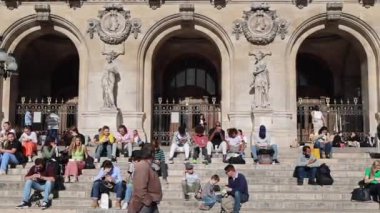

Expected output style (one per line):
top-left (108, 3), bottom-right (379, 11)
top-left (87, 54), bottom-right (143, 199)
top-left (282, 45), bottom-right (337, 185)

top-left (199, 174), bottom-right (220, 210)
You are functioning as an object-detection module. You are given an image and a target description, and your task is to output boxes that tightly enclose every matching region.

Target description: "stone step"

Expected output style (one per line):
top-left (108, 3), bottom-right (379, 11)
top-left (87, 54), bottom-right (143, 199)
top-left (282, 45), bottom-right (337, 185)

top-left (0, 190), bottom-right (358, 200)
top-left (0, 198), bottom-right (378, 210)
top-left (0, 208), bottom-right (379, 213)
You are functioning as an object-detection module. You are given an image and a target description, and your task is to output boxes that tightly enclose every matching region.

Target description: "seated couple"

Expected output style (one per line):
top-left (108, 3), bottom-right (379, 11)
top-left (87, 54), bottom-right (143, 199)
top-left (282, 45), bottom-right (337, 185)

top-left (251, 125), bottom-right (280, 164)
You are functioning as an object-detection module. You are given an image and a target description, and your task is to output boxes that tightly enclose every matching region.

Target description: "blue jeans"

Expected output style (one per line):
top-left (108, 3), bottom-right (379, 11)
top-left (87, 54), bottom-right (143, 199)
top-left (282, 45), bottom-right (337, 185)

top-left (0, 153), bottom-right (19, 172)
top-left (251, 144), bottom-right (279, 160)
top-left (232, 191), bottom-right (249, 213)
top-left (124, 183), bottom-right (133, 203)
top-left (297, 166), bottom-right (317, 181)
top-left (95, 143), bottom-right (112, 160)
top-left (314, 141), bottom-right (332, 156)
top-left (22, 180), bottom-right (54, 203)
top-left (91, 180), bottom-right (124, 200)
top-left (47, 129), bottom-right (58, 141)
top-left (203, 195), bottom-right (217, 208)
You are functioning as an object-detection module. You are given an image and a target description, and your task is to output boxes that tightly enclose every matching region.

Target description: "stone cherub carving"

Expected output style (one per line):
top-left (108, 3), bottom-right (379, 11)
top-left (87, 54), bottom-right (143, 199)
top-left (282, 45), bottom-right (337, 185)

top-left (101, 52), bottom-right (121, 109)
top-left (249, 51), bottom-right (272, 108)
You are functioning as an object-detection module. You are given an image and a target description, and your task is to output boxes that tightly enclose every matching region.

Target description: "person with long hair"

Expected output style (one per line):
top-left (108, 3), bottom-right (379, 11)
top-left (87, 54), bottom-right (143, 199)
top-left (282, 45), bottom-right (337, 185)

top-left (314, 126), bottom-right (333, 158)
top-left (41, 137), bottom-right (59, 161)
top-left (251, 125), bottom-right (280, 164)
top-left (64, 136), bottom-right (88, 183)
top-left (364, 160), bottom-right (380, 202)
top-left (152, 139), bottom-right (168, 184)
top-left (114, 125), bottom-right (132, 157)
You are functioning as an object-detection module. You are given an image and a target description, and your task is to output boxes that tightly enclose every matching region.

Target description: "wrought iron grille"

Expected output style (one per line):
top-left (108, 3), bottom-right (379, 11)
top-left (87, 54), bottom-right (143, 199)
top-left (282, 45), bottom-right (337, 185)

top-left (152, 97), bottom-right (221, 145)
top-left (297, 97), bottom-right (363, 143)
top-left (16, 97), bottom-right (78, 134)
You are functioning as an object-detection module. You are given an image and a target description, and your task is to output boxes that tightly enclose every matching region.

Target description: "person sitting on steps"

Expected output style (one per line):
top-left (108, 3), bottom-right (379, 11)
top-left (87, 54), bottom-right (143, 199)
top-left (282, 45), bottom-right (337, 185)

top-left (226, 128), bottom-right (244, 157)
top-left (192, 125), bottom-right (210, 164)
top-left (295, 146), bottom-right (319, 185)
top-left (182, 162), bottom-right (201, 201)
top-left (223, 164), bottom-right (249, 213)
top-left (169, 126), bottom-right (191, 163)
top-left (251, 125), bottom-right (280, 164)
top-left (94, 126), bottom-right (116, 163)
top-left (199, 174), bottom-right (220, 210)
top-left (363, 160), bottom-right (380, 202)
top-left (206, 121), bottom-right (227, 163)
top-left (314, 126), bottom-right (333, 158)
top-left (90, 160), bottom-right (123, 209)
top-left (16, 158), bottom-right (55, 209)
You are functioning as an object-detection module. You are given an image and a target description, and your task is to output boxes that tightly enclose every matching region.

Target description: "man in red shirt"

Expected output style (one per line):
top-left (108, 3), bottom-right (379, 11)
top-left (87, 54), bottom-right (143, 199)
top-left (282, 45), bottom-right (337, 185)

top-left (16, 158), bottom-right (56, 209)
top-left (192, 125), bottom-right (210, 164)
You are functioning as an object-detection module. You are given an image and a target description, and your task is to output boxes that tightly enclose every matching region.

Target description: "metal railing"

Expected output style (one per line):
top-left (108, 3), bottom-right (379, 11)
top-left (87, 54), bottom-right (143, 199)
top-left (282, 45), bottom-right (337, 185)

top-left (152, 97), bottom-right (221, 145)
top-left (297, 97), bottom-right (363, 143)
top-left (16, 97), bottom-right (78, 134)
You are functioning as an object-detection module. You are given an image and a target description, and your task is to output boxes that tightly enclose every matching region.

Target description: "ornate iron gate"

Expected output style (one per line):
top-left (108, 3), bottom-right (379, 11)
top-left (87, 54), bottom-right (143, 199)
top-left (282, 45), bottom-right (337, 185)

top-left (297, 97), bottom-right (363, 143)
top-left (152, 97), bottom-right (221, 145)
top-left (16, 97), bottom-right (78, 134)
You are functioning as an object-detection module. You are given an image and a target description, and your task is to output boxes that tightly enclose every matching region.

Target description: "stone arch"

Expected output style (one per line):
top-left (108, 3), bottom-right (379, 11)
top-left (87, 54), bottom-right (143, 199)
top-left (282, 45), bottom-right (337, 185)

top-left (286, 13), bottom-right (380, 135)
top-left (137, 13), bottom-right (234, 140)
top-left (0, 14), bottom-right (89, 127)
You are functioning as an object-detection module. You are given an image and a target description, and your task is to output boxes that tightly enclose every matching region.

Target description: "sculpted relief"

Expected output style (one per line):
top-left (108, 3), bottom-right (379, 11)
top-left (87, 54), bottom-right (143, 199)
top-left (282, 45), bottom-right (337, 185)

top-left (87, 4), bottom-right (142, 45)
top-left (232, 3), bottom-right (289, 45)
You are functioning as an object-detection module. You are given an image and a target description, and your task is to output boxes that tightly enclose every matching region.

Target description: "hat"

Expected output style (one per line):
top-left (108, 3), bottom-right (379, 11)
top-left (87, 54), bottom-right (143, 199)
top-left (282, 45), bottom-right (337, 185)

top-left (185, 162), bottom-right (194, 170)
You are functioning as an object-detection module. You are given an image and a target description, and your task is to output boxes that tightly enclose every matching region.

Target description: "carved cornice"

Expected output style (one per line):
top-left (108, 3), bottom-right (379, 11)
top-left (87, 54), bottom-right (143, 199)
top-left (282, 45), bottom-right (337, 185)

top-left (326, 2), bottom-right (343, 21)
top-left (35, 4), bottom-right (51, 22)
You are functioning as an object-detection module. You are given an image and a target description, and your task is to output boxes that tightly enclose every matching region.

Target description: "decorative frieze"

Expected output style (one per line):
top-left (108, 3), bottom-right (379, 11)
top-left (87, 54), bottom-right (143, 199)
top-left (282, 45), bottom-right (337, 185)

top-left (87, 4), bottom-right (141, 45)
top-left (233, 3), bottom-right (289, 45)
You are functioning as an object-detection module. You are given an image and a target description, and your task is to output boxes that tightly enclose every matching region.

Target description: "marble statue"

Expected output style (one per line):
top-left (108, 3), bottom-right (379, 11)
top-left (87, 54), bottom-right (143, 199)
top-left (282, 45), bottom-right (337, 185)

top-left (249, 51), bottom-right (272, 108)
top-left (101, 52), bottom-right (120, 109)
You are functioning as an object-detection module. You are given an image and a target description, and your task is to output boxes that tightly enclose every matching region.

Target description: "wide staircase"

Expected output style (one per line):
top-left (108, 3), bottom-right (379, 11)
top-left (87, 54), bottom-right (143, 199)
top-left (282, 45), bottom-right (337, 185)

top-left (0, 146), bottom-right (379, 213)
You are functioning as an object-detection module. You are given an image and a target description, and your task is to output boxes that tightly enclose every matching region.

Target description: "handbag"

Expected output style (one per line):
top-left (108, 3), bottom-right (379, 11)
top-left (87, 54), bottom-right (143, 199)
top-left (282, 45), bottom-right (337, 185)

top-left (351, 186), bottom-right (371, 202)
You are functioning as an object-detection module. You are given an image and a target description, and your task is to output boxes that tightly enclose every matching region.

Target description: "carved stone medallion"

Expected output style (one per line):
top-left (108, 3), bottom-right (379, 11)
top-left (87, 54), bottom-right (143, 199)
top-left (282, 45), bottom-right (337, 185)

top-left (234, 3), bottom-right (288, 45)
top-left (87, 4), bottom-right (141, 45)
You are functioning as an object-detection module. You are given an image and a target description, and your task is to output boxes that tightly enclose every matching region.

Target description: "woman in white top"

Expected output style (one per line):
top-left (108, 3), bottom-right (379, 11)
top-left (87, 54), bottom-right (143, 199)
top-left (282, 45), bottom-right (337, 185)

top-left (311, 106), bottom-right (326, 136)
top-left (19, 126), bottom-right (38, 162)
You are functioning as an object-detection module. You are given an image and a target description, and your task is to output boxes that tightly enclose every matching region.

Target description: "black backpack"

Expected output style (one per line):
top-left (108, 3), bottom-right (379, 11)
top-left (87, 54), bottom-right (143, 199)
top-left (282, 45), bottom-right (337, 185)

top-left (228, 155), bottom-right (246, 164)
top-left (316, 163), bottom-right (334, 185)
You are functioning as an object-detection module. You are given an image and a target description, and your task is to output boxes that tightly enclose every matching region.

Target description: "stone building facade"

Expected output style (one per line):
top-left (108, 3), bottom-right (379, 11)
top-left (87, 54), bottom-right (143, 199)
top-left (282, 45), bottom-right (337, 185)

top-left (0, 0), bottom-right (379, 146)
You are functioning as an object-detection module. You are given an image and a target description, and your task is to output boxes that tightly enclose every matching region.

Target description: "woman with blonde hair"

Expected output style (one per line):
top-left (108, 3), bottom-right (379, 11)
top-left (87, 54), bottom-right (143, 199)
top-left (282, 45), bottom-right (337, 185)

top-left (364, 160), bottom-right (380, 202)
top-left (64, 136), bottom-right (88, 183)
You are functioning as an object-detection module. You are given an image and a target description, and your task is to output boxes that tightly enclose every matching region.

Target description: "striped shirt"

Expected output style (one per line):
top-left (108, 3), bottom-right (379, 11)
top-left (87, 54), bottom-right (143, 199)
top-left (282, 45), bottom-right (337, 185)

top-left (154, 149), bottom-right (165, 162)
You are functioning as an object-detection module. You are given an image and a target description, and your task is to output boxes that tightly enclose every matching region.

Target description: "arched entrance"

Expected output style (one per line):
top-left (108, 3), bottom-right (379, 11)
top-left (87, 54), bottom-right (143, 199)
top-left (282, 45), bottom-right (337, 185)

top-left (11, 32), bottom-right (79, 131)
top-left (296, 29), bottom-right (366, 141)
top-left (152, 30), bottom-right (221, 143)
top-left (138, 14), bottom-right (233, 143)
top-left (0, 15), bottom-right (89, 134)
top-left (286, 14), bottom-right (380, 144)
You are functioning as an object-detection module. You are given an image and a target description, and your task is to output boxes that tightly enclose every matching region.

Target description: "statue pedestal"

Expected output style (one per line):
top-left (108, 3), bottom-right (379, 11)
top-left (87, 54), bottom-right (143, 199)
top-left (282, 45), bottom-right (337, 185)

top-left (252, 108), bottom-right (274, 131)
top-left (98, 109), bottom-right (120, 131)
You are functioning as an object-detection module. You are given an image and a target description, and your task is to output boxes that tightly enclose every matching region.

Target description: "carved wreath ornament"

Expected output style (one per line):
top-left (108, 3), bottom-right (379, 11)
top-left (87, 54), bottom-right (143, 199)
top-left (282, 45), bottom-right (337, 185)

top-left (87, 4), bottom-right (141, 45)
top-left (233, 3), bottom-right (289, 45)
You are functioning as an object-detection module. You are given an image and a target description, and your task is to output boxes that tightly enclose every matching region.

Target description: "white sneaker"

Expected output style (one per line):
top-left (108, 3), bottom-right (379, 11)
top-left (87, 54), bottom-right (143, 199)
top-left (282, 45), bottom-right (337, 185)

top-left (0, 170), bottom-right (6, 175)
top-left (28, 157), bottom-right (32, 163)
top-left (121, 202), bottom-right (128, 210)
top-left (94, 159), bottom-right (99, 163)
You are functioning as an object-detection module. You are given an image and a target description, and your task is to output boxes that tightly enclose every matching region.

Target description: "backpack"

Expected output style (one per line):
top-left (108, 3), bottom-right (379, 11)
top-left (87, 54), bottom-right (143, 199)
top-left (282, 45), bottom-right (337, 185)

top-left (351, 186), bottom-right (371, 202)
top-left (228, 155), bottom-right (246, 164)
top-left (316, 163), bottom-right (334, 185)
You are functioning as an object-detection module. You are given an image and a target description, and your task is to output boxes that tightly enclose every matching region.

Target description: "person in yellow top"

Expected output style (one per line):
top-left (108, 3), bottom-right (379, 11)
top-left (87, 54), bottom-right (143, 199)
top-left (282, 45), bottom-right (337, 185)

top-left (64, 136), bottom-right (89, 183)
top-left (364, 160), bottom-right (380, 202)
top-left (94, 126), bottom-right (116, 162)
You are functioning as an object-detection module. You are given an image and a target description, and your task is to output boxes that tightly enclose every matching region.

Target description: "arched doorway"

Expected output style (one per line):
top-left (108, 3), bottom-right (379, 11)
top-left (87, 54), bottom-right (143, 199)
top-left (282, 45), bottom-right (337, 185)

top-left (11, 31), bottom-right (79, 131)
top-left (152, 30), bottom-right (222, 144)
top-left (296, 28), bottom-right (367, 142)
